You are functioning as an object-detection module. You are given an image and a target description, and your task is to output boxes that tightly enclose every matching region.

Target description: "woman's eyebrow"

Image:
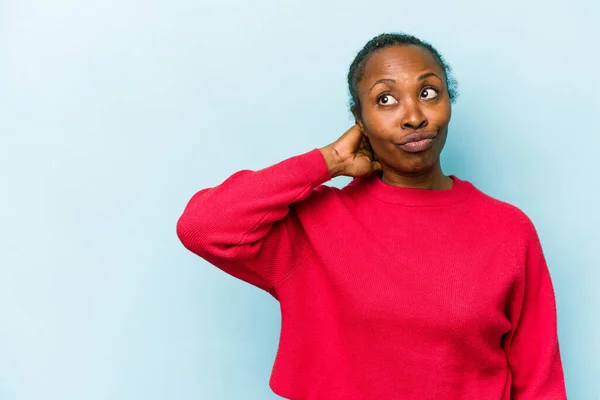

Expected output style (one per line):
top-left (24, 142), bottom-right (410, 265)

top-left (369, 78), bottom-right (396, 92)
top-left (369, 72), bottom-right (441, 92)
top-left (417, 72), bottom-right (441, 81)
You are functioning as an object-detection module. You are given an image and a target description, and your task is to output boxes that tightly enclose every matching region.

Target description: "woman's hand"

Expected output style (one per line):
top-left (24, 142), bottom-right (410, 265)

top-left (319, 125), bottom-right (382, 178)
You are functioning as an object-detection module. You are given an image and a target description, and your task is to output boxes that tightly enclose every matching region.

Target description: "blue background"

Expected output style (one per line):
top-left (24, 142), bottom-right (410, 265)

top-left (1, 0), bottom-right (598, 398)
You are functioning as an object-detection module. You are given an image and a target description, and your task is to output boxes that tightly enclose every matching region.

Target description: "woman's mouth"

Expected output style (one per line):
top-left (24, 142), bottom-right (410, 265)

top-left (396, 137), bottom-right (435, 153)
top-left (395, 130), bottom-right (437, 153)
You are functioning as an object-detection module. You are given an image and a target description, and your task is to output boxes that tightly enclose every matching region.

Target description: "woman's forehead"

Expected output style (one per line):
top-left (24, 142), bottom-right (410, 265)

top-left (360, 45), bottom-right (443, 83)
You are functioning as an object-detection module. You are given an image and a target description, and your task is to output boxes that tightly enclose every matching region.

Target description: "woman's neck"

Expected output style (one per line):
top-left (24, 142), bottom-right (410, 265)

top-left (379, 166), bottom-right (453, 190)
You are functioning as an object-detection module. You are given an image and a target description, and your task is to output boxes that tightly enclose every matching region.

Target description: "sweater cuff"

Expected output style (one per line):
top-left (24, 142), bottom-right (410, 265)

top-left (295, 148), bottom-right (333, 188)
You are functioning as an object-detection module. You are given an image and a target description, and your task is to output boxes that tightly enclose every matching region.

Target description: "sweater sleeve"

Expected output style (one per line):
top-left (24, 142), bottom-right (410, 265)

top-left (176, 148), bottom-right (332, 295)
top-left (504, 219), bottom-right (567, 399)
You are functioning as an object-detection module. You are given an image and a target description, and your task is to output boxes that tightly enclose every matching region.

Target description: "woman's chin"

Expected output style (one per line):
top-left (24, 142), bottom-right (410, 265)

top-left (393, 154), bottom-right (440, 173)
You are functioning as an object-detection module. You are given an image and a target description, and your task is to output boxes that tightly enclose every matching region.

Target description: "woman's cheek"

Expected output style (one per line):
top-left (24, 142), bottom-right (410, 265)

top-left (364, 116), bottom-right (393, 140)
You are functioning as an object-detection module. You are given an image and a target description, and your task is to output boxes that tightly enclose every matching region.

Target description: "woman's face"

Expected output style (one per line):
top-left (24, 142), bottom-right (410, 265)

top-left (353, 45), bottom-right (451, 175)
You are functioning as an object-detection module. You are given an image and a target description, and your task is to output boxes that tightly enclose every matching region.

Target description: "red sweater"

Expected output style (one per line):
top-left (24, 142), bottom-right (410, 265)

top-left (176, 148), bottom-right (567, 400)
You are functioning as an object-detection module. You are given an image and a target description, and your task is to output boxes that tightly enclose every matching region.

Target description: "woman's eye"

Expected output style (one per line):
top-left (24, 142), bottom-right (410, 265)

top-left (378, 94), bottom-right (398, 105)
top-left (420, 88), bottom-right (439, 100)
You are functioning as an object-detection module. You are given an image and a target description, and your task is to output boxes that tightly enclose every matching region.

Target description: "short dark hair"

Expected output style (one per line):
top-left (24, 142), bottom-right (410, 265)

top-left (347, 33), bottom-right (459, 116)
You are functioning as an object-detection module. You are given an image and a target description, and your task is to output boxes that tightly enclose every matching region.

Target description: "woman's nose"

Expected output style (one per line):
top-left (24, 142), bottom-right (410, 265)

top-left (401, 101), bottom-right (427, 130)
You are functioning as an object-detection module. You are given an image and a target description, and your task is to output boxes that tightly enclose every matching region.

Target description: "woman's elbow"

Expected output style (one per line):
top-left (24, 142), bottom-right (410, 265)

top-left (176, 212), bottom-right (203, 253)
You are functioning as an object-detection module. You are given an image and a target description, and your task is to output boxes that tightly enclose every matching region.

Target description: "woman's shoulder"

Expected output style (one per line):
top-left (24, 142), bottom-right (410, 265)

top-left (292, 182), bottom-right (342, 211)
top-left (467, 180), bottom-right (538, 236)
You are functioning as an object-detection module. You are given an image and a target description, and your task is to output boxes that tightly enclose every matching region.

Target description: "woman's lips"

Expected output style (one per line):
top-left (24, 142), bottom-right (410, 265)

top-left (396, 137), bottom-right (435, 153)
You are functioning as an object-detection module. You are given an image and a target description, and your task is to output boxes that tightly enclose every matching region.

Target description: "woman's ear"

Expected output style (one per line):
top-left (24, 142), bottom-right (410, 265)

top-left (350, 106), bottom-right (366, 135)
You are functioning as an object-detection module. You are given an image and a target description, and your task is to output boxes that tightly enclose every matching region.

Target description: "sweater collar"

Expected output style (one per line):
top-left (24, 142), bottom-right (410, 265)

top-left (351, 173), bottom-right (474, 206)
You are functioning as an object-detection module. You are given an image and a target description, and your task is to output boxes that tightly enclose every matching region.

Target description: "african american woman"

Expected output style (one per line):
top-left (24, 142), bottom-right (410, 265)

top-left (176, 33), bottom-right (567, 399)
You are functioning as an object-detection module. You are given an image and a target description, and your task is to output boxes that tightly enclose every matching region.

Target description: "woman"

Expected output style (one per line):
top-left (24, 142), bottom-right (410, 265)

top-left (176, 33), bottom-right (567, 399)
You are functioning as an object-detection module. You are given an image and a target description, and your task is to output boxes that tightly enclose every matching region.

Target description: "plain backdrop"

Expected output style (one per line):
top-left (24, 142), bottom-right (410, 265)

top-left (1, 0), bottom-right (598, 398)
